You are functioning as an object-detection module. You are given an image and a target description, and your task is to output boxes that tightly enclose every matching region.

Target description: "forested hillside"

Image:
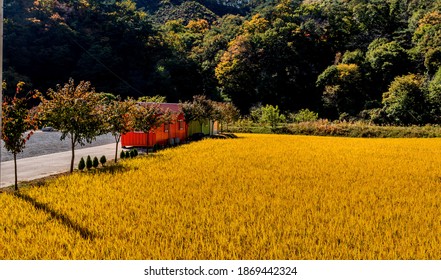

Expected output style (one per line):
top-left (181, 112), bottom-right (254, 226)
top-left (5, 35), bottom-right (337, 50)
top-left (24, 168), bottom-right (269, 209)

top-left (4, 0), bottom-right (441, 124)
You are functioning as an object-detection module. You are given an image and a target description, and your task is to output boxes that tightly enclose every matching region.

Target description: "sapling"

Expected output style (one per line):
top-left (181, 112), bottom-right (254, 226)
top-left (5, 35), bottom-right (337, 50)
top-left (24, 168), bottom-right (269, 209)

top-left (100, 155), bottom-right (107, 166)
top-left (86, 155), bottom-right (93, 170)
top-left (78, 157), bottom-right (86, 171)
top-left (93, 156), bottom-right (99, 168)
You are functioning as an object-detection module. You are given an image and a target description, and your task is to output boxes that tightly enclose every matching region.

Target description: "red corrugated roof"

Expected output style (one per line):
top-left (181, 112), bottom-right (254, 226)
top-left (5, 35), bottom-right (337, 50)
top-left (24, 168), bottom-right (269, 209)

top-left (138, 102), bottom-right (182, 113)
top-left (158, 103), bottom-right (181, 112)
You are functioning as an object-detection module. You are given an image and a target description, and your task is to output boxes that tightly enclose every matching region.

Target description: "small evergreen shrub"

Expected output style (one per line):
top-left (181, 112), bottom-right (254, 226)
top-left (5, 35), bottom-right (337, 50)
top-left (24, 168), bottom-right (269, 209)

top-left (100, 155), bottom-right (107, 166)
top-left (133, 149), bottom-right (138, 157)
top-left (129, 150), bottom-right (135, 158)
top-left (120, 150), bottom-right (126, 159)
top-left (86, 155), bottom-right (93, 170)
top-left (92, 156), bottom-right (99, 168)
top-left (125, 151), bottom-right (131, 158)
top-left (78, 157), bottom-right (85, 171)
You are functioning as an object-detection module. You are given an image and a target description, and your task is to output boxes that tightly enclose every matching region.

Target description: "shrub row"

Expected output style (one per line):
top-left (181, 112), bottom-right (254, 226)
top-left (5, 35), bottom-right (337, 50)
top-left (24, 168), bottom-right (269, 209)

top-left (226, 120), bottom-right (441, 138)
top-left (78, 155), bottom-right (107, 171)
top-left (120, 149), bottom-right (139, 159)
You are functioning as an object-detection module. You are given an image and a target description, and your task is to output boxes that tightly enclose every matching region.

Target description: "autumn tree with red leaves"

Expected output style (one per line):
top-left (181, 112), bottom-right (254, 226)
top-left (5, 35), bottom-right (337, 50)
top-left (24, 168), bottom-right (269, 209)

top-left (1, 82), bottom-right (39, 190)
top-left (132, 102), bottom-right (172, 152)
top-left (38, 79), bottom-right (106, 173)
top-left (104, 97), bottom-right (137, 162)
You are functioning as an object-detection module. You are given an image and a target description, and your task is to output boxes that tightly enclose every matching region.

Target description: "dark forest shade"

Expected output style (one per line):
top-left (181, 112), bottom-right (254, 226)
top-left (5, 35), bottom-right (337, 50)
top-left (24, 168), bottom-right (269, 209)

top-left (3, 0), bottom-right (441, 124)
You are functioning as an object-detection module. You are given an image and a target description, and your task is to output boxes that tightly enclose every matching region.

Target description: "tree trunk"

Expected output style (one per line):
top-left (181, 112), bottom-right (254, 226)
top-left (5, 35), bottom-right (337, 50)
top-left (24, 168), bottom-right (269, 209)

top-left (115, 135), bottom-right (120, 163)
top-left (70, 134), bottom-right (75, 173)
top-left (14, 153), bottom-right (18, 191)
top-left (115, 140), bottom-right (119, 163)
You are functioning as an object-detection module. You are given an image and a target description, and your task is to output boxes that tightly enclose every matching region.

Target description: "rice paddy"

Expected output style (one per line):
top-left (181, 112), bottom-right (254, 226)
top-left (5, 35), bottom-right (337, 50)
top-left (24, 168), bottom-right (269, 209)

top-left (1, 134), bottom-right (441, 259)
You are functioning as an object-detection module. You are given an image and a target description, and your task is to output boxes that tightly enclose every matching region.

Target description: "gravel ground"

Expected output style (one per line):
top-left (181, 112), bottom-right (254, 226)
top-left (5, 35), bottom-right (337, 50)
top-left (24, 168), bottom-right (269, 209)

top-left (1, 131), bottom-right (115, 162)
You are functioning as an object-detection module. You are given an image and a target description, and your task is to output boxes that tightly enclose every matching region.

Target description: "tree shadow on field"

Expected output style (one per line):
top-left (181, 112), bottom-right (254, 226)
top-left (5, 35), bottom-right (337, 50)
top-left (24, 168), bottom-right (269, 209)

top-left (92, 163), bottom-right (129, 175)
top-left (222, 133), bottom-right (239, 138)
top-left (209, 133), bottom-right (240, 139)
top-left (13, 192), bottom-right (96, 240)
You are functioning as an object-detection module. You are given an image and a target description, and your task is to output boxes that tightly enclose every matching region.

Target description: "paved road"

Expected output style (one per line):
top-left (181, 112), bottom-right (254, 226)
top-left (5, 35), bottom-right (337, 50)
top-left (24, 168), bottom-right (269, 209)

top-left (1, 131), bottom-right (115, 162)
top-left (0, 143), bottom-right (121, 188)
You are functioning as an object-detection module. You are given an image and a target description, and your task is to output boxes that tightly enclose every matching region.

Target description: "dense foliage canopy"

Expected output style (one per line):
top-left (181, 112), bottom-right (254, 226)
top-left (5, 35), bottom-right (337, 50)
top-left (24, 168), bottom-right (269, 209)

top-left (4, 0), bottom-right (441, 124)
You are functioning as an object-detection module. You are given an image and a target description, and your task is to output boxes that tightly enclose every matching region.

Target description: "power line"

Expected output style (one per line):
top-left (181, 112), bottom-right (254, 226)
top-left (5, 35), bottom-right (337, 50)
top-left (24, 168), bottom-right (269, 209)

top-left (59, 9), bottom-right (147, 97)
top-left (69, 36), bottom-right (146, 96)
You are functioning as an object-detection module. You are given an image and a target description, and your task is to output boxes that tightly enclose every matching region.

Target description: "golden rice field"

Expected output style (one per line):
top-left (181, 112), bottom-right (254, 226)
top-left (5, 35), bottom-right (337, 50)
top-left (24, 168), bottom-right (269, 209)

top-left (1, 133), bottom-right (441, 259)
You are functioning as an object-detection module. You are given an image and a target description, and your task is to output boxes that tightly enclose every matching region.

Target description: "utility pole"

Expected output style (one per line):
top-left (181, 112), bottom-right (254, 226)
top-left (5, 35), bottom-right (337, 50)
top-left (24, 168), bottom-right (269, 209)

top-left (0, 0), bottom-right (3, 181)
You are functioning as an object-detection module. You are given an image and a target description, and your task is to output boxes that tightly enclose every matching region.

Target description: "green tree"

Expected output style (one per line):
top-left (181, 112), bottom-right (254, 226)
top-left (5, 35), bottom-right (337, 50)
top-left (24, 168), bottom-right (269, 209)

top-left (215, 33), bottom-right (260, 113)
top-left (352, 0), bottom-right (404, 45)
top-left (342, 49), bottom-right (365, 65)
top-left (366, 38), bottom-right (410, 86)
top-left (100, 155), bottom-right (107, 166)
top-left (249, 104), bottom-right (263, 123)
top-left (412, 11), bottom-right (441, 74)
top-left (427, 68), bottom-right (441, 123)
top-left (39, 79), bottom-right (106, 173)
top-left (260, 104), bottom-right (286, 129)
top-left (157, 18), bottom-right (212, 101)
top-left (216, 7), bottom-right (329, 113)
top-left (86, 155), bottom-right (93, 170)
top-left (424, 48), bottom-right (441, 76)
top-left (78, 157), bottom-right (86, 171)
top-left (92, 156), bottom-right (99, 168)
top-left (1, 84), bottom-right (39, 190)
top-left (316, 63), bottom-right (363, 117)
top-left (155, 2), bottom-right (217, 26)
top-left (191, 14), bottom-right (244, 98)
top-left (289, 109), bottom-right (319, 123)
top-left (382, 74), bottom-right (428, 125)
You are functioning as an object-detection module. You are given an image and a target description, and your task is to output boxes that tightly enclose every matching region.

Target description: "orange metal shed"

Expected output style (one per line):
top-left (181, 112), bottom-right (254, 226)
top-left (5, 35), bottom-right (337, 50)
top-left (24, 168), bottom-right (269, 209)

top-left (121, 103), bottom-right (187, 148)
